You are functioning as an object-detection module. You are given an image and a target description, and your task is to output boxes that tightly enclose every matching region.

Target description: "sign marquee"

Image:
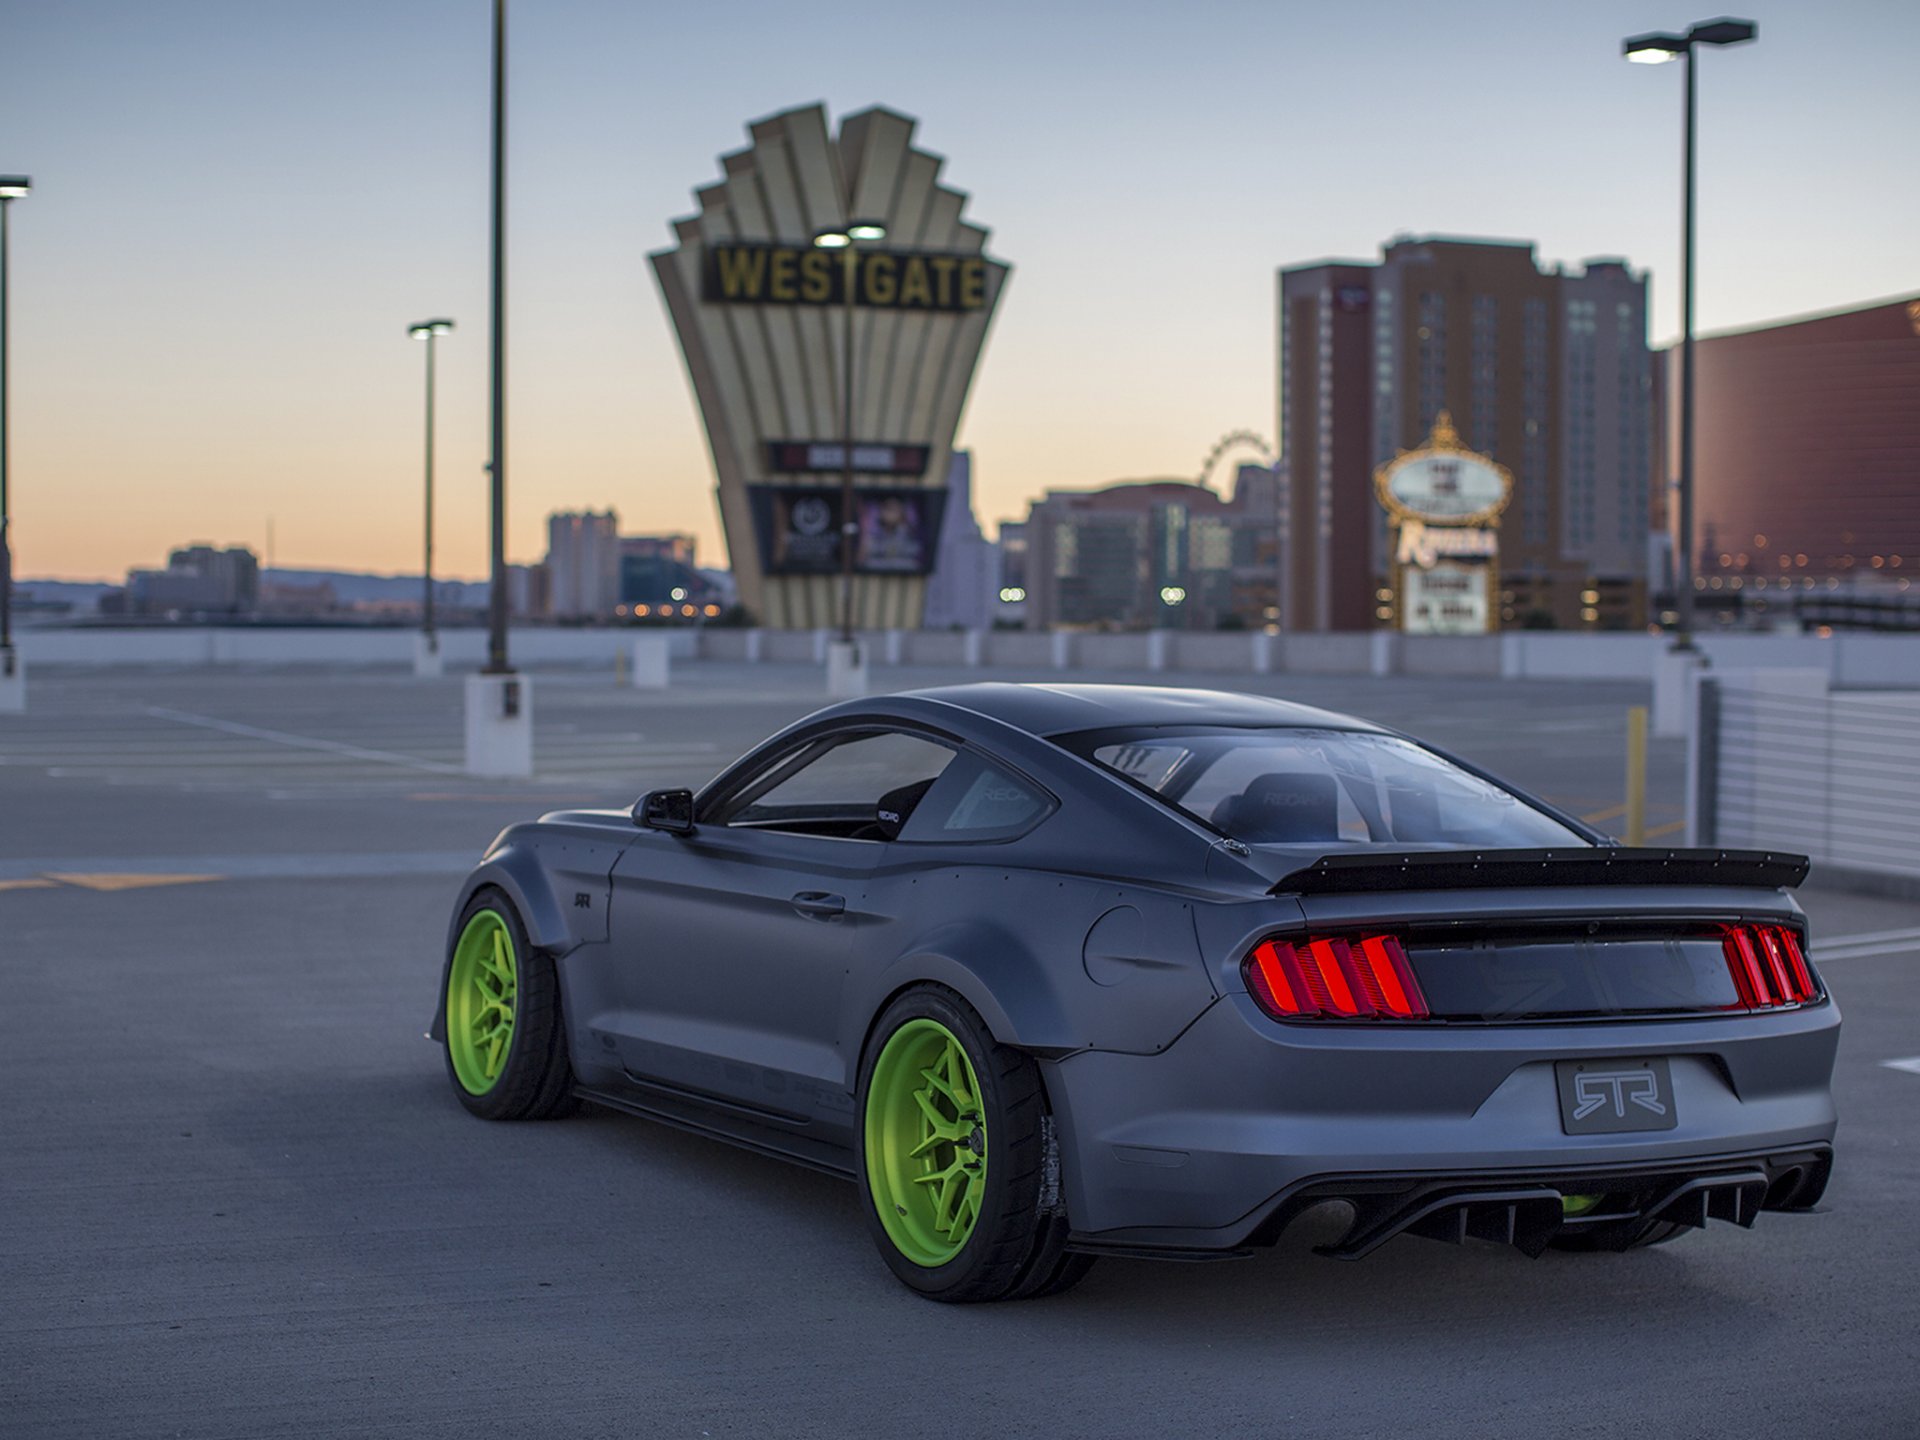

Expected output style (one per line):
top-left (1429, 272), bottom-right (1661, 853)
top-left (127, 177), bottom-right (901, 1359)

top-left (650, 104), bottom-right (1010, 629)
top-left (703, 243), bottom-right (991, 312)
top-left (1375, 412), bottom-right (1512, 636)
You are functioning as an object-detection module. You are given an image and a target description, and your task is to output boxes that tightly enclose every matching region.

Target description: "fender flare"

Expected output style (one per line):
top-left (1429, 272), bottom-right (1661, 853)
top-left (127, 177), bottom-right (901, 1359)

top-left (844, 921), bottom-right (1084, 1080)
top-left (426, 849), bottom-right (579, 1043)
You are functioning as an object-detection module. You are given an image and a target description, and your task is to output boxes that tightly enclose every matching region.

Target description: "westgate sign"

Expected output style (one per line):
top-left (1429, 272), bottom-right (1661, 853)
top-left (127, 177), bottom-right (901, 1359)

top-left (651, 104), bottom-right (1011, 629)
top-left (704, 243), bottom-right (991, 312)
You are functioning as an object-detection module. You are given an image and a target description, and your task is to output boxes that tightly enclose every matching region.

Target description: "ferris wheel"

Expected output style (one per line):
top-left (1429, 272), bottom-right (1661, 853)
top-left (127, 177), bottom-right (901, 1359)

top-left (1197, 429), bottom-right (1275, 492)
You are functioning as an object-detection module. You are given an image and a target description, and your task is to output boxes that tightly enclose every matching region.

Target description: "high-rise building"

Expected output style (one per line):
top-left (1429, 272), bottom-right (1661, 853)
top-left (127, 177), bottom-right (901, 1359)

top-left (1667, 293), bottom-right (1920, 625)
top-left (545, 511), bottom-right (621, 619)
top-left (923, 451), bottom-right (995, 630)
top-left (1279, 237), bottom-right (1652, 630)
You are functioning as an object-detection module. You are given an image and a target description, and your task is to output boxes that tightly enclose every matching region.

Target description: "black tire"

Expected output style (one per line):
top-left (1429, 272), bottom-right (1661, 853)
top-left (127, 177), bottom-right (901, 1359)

top-left (443, 889), bottom-right (578, 1122)
top-left (856, 986), bottom-right (1094, 1303)
top-left (1549, 1218), bottom-right (1688, 1253)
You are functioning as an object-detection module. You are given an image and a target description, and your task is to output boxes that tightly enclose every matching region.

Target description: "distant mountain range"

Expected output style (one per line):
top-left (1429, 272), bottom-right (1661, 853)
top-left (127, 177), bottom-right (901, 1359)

top-left (17, 569), bottom-right (493, 613)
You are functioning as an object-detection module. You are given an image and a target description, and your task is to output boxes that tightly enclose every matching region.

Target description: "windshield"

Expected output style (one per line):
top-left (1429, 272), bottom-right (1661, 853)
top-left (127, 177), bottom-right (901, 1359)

top-left (1060, 726), bottom-right (1586, 848)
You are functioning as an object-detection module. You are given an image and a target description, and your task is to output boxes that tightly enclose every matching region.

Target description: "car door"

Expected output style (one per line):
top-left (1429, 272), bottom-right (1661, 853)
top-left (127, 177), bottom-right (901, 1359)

top-left (602, 726), bottom-right (957, 1140)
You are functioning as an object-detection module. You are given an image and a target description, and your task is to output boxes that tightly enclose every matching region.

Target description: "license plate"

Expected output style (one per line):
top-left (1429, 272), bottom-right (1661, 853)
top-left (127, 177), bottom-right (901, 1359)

top-left (1555, 1057), bottom-right (1679, 1136)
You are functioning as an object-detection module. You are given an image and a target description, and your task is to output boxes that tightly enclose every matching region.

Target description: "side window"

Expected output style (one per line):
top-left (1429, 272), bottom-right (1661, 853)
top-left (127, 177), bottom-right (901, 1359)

top-left (720, 731), bottom-right (955, 839)
top-left (897, 751), bottom-right (1051, 842)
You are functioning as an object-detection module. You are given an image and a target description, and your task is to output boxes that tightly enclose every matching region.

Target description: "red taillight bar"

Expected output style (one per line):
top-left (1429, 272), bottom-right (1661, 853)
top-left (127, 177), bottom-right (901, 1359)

top-left (1720, 924), bottom-right (1817, 1009)
top-left (1244, 934), bottom-right (1430, 1021)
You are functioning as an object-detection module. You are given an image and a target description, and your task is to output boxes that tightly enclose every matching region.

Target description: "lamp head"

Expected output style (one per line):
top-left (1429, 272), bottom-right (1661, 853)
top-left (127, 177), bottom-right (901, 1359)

top-left (846, 220), bottom-right (888, 242)
top-left (408, 318), bottom-right (455, 339)
top-left (1689, 17), bottom-right (1757, 46)
top-left (812, 229), bottom-right (851, 249)
top-left (1622, 31), bottom-right (1687, 62)
top-left (0, 176), bottom-right (31, 198)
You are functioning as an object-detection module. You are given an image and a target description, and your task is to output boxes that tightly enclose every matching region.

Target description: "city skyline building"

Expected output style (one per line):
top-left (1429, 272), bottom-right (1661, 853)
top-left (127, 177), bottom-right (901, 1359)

top-left (119, 544), bottom-right (261, 618)
top-left (1279, 236), bottom-right (1653, 631)
top-left (1015, 464), bottom-right (1276, 632)
top-left (1669, 292), bottom-right (1920, 625)
top-left (544, 510), bottom-right (620, 620)
top-left (922, 451), bottom-right (995, 630)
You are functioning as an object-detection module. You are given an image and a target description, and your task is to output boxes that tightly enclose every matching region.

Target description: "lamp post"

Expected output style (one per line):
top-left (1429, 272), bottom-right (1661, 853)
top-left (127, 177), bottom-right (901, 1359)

top-left (407, 319), bottom-right (453, 656)
top-left (0, 175), bottom-right (29, 688)
top-left (1622, 17), bottom-right (1757, 639)
top-left (811, 220), bottom-right (887, 645)
top-left (485, 0), bottom-right (510, 676)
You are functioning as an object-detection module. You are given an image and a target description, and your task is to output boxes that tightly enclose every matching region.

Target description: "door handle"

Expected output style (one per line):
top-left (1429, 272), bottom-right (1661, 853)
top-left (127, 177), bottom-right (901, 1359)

top-left (790, 891), bottom-right (846, 920)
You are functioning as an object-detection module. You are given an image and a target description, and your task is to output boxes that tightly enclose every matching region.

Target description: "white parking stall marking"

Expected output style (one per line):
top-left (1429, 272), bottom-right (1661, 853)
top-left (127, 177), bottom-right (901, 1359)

top-left (1882, 1058), bottom-right (1920, 1077)
top-left (140, 705), bottom-right (464, 774)
top-left (1809, 926), bottom-right (1920, 964)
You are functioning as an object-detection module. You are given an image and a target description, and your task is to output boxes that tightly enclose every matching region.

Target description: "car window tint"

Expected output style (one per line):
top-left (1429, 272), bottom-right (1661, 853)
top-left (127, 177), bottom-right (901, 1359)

top-left (1076, 728), bottom-right (1582, 848)
top-left (732, 732), bottom-right (953, 829)
top-left (898, 752), bottom-right (1049, 841)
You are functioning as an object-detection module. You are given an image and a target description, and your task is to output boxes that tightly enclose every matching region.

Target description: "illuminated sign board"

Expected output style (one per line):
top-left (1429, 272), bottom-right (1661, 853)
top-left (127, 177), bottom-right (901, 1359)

top-left (703, 243), bottom-right (990, 312)
top-left (765, 441), bottom-right (931, 477)
top-left (748, 486), bottom-right (949, 577)
top-left (1376, 412), bottom-right (1512, 635)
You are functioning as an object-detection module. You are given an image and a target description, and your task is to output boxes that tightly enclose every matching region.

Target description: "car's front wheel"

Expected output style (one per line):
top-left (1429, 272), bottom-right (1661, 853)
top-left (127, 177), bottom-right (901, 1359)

top-left (856, 986), bottom-right (1093, 1303)
top-left (443, 889), bottom-right (577, 1121)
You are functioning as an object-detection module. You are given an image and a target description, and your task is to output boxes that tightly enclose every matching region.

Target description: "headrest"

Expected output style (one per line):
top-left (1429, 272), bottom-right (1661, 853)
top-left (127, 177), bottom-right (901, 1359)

top-left (874, 778), bottom-right (937, 841)
top-left (1210, 772), bottom-right (1340, 843)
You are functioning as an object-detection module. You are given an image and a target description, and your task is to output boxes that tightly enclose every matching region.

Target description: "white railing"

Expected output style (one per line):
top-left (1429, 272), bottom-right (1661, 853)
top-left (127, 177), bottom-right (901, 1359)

top-left (1697, 668), bottom-right (1920, 889)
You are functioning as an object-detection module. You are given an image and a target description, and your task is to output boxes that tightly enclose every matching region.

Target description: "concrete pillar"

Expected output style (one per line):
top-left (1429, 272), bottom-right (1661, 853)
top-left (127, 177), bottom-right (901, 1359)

top-left (1499, 632), bottom-right (1525, 679)
top-left (826, 639), bottom-right (869, 697)
top-left (1652, 645), bottom-right (1709, 738)
top-left (413, 632), bottom-right (444, 678)
top-left (1146, 629), bottom-right (1169, 673)
top-left (1050, 630), bottom-right (1072, 671)
top-left (1250, 632), bottom-right (1273, 675)
top-left (0, 649), bottom-right (24, 714)
top-left (1369, 631), bottom-right (1400, 677)
top-left (963, 629), bottom-right (985, 667)
top-left (464, 672), bottom-right (534, 777)
top-left (744, 628), bottom-right (763, 663)
top-left (884, 630), bottom-right (904, 665)
top-left (627, 633), bottom-right (670, 689)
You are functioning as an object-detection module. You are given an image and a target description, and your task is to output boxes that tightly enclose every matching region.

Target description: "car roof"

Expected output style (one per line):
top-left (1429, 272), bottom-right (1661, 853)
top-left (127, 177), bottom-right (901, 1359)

top-left (893, 682), bottom-right (1385, 738)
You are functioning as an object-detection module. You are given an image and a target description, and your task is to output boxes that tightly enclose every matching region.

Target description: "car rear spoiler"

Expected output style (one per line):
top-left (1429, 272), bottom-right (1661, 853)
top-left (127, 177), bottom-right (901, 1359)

top-left (1271, 847), bottom-right (1810, 896)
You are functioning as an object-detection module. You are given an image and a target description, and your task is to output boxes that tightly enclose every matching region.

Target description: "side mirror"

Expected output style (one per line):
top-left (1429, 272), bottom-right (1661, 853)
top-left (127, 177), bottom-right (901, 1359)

top-left (634, 787), bottom-right (695, 835)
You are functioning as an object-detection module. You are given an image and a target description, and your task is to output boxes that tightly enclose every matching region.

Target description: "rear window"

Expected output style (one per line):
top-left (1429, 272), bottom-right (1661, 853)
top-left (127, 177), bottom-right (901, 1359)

top-left (1060, 726), bottom-right (1585, 849)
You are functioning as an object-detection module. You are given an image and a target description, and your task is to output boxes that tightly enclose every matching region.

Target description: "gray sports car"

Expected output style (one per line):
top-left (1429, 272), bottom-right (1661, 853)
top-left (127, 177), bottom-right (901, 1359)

top-left (431, 683), bottom-right (1837, 1302)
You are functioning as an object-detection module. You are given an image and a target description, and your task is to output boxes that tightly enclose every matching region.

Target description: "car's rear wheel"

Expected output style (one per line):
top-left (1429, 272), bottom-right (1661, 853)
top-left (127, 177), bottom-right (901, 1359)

top-left (443, 890), bottom-right (577, 1121)
top-left (857, 987), bottom-right (1093, 1303)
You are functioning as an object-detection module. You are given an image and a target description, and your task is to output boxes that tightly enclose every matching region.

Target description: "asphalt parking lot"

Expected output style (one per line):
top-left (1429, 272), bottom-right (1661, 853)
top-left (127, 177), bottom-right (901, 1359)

top-left (4, 662), bottom-right (1917, 1437)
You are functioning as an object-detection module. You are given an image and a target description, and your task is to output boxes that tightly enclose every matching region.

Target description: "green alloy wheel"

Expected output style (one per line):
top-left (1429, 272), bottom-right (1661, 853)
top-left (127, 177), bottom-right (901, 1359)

top-left (441, 891), bottom-right (578, 1122)
top-left (447, 909), bottom-right (518, 1095)
top-left (865, 1018), bottom-right (990, 1265)
top-left (856, 987), bottom-right (1096, 1303)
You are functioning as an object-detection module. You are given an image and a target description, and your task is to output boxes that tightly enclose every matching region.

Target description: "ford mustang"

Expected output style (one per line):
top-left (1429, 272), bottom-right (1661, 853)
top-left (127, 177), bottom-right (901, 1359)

top-left (430, 683), bottom-right (1837, 1302)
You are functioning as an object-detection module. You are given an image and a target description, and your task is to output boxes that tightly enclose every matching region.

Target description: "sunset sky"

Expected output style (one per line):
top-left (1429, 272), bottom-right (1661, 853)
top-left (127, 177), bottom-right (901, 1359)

top-left (5, 0), bottom-right (1916, 582)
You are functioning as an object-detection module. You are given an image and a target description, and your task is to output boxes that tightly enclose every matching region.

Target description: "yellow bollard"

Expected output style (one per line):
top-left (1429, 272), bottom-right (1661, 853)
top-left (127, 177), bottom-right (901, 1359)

top-left (1625, 705), bottom-right (1648, 847)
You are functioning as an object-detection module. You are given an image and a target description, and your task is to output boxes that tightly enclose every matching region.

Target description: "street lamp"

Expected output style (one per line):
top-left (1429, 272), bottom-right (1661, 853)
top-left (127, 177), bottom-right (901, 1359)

top-left (0, 174), bottom-right (29, 688)
top-left (407, 319), bottom-right (453, 656)
top-left (1622, 16), bottom-right (1757, 639)
top-left (812, 219), bottom-right (887, 645)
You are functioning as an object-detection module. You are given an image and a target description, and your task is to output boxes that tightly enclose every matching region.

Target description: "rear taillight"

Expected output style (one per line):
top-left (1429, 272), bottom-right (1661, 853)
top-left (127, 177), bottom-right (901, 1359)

top-left (1721, 924), bottom-right (1818, 1008)
top-left (1244, 934), bottom-right (1430, 1021)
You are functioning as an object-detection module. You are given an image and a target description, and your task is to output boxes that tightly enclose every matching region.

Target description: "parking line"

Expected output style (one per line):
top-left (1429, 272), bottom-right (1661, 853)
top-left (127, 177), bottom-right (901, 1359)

top-left (0, 877), bottom-right (58, 892)
top-left (1883, 1058), bottom-right (1920, 1077)
top-left (1811, 925), bottom-right (1920, 963)
top-left (41, 873), bottom-right (224, 892)
top-left (140, 706), bottom-right (464, 774)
